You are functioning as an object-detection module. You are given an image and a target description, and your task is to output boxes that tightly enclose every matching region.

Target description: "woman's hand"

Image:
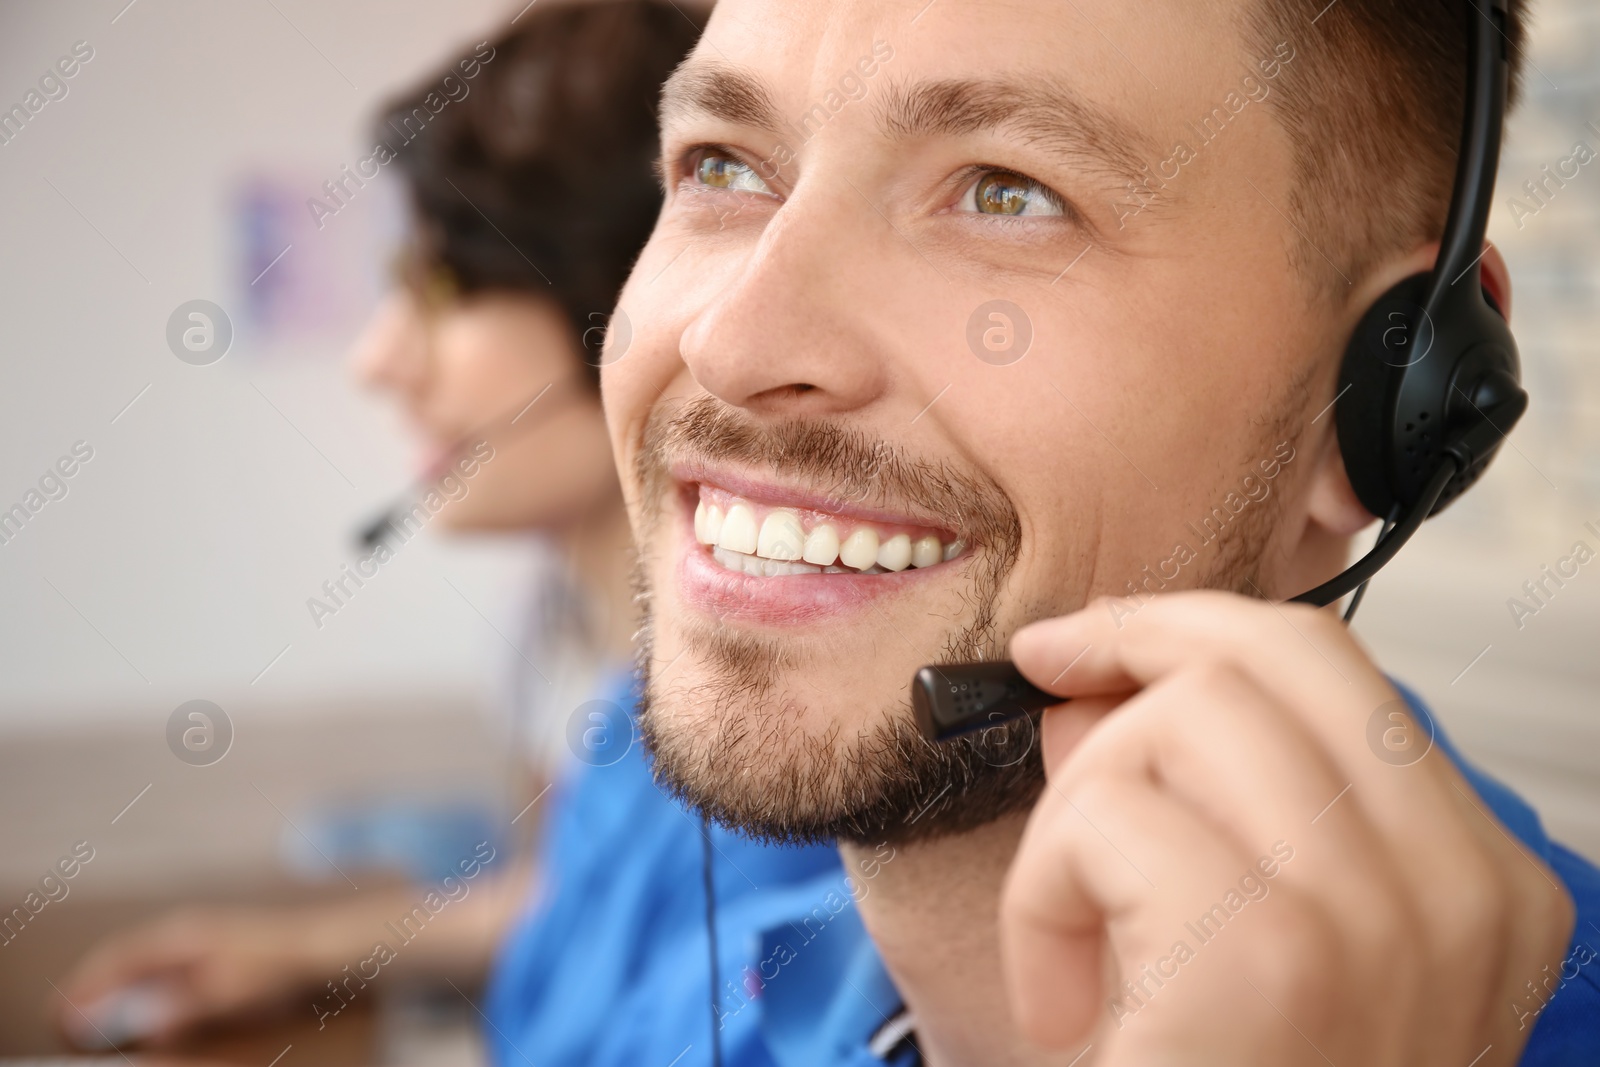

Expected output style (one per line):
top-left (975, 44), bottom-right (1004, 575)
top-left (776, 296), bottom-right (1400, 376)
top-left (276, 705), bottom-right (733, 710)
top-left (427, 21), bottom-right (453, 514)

top-left (56, 905), bottom-right (330, 1047)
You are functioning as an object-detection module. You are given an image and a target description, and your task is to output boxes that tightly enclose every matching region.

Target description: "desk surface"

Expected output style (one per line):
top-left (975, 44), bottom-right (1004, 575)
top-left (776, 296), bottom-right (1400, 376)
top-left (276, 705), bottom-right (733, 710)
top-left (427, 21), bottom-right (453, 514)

top-left (0, 895), bottom-right (382, 1064)
top-left (0, 699), bottom-right (512, 1064)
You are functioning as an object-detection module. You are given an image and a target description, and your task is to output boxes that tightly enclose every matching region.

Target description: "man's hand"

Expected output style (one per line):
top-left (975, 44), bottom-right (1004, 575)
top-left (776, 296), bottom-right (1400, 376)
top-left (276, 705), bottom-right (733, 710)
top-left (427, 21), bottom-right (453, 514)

top-left (1000, 592), bottom-right (1575, 1067)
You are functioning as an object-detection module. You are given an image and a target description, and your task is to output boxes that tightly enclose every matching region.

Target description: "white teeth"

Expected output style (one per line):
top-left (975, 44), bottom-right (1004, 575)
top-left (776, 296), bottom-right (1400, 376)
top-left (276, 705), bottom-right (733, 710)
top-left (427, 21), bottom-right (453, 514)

top-left (802, 524), bottom-right (841, 566)
top-left (700, 503), bottom-right (724, 546)
top-left (877, 533), bottom-right (911, 572)
top-left (711, 545), bottom-right (821, 577)
top-left (763, 557), bottom-right (820, 577)
top-left (699, 494), bottom-right (960, 576)
top-left (719, 503), bottom-right (758, 554)
top-left (757, 509), bottom-right (805, 561)
top-left (838, 528), bottom-right (879, 571)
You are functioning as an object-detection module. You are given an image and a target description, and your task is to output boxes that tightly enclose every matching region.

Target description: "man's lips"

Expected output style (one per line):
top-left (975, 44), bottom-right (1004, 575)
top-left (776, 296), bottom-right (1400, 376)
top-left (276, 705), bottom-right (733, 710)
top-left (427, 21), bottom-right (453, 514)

top-left (669, 467), bottom-right (968, 623)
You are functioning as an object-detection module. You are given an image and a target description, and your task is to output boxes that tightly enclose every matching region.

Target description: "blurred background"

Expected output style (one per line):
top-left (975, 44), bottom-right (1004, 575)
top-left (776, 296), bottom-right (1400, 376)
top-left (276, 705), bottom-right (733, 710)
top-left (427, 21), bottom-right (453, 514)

top-left (0, 1), bottom-right (572, 1061)
top-left (0, 0), bottom-right (1596, 1063)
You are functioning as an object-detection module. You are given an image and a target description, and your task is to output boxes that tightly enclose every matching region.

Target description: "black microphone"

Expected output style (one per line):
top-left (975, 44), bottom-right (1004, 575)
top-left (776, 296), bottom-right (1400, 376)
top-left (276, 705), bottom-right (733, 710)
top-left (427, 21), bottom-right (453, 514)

top-left (357, 505), bottom-right (404, 551)
top-left (911, 662), bottom-right (1061, 741)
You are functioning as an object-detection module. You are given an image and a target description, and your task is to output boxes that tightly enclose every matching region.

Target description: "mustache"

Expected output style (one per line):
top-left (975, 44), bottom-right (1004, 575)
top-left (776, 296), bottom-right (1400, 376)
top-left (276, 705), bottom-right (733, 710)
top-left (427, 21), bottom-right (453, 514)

top-left (637, 394), bottom-right (1021, 552)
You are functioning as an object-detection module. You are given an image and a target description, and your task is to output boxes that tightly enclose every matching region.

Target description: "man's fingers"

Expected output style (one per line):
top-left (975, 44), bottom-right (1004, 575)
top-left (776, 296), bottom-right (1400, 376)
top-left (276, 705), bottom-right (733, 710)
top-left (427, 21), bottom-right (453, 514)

top-left (1002, 768), bottom-right (1249, 1048)
top-left (1057, 664), bottom-right (1397, 891)
top-left (1012, 591), bottom-right (1377, 705)
top-left (1011, 590), bottom-right (1572, 1061)
top-left (1039, 696), bottom-right (1121, 776)
top-left (1012, 594), bottom-right (1467, 918)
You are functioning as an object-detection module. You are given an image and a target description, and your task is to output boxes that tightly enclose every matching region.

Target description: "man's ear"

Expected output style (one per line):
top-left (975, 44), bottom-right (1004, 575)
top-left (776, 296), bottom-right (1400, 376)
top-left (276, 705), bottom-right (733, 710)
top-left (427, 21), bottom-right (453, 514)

top-left (1304, 424), bottom-right (1377, 536)
top-left (1307, 238), bottom-right (1512, 538)
top-left (1358, 238), bottom-right (1513, 321)
top-left (1479, 241), bottom-right (1512, 321)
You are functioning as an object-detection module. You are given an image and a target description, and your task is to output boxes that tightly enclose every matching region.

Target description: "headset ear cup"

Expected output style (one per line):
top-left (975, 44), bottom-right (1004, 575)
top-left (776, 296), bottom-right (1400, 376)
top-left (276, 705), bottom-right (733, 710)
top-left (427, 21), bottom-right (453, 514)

top-left (1335, 271), bottom-right (1522, 522)
top-left (1335, 274), bottom-right (1434, 520)
top-left (1414, 330), bottom-right (1523, 516)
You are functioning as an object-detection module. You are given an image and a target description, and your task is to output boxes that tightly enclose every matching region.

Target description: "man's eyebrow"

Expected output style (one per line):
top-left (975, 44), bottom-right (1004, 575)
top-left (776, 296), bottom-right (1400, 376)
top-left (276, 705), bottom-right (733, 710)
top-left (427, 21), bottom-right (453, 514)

top-left (660, 61), bottom-right (782, 133)
top-left (877, 77), bottom-right (1157, 187)
top-left (659, 62), bottom-right (1156, 189)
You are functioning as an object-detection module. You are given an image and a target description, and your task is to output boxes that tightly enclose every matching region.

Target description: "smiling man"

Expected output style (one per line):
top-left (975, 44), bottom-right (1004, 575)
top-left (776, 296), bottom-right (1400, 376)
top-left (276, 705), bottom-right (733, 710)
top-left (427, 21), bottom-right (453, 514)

top-left (579, 0), bottom-right (1600, 1065)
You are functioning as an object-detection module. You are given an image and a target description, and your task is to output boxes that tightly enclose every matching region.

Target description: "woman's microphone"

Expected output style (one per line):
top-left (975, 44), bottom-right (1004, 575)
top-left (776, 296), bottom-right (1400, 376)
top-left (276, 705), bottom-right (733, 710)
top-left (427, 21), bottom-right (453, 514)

top-left (354, 378), bottom-right (588, 550)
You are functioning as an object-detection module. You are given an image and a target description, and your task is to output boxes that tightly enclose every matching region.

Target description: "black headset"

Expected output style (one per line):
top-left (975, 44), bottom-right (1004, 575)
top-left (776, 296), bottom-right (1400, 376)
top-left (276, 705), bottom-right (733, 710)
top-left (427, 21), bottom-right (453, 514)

top-left (914, 0), bottom-right (1528, 742)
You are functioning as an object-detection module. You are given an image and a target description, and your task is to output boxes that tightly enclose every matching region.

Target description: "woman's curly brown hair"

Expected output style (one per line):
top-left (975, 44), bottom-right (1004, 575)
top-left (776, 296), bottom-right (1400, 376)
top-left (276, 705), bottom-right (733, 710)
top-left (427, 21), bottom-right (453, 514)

top-left (378, 0), bottom-right (705, 380)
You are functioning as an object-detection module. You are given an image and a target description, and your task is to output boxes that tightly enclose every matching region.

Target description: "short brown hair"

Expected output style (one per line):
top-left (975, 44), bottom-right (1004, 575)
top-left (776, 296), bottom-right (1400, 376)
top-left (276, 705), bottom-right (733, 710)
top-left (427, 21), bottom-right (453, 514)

top-left (1245, 0), bottom-right (1529, 299)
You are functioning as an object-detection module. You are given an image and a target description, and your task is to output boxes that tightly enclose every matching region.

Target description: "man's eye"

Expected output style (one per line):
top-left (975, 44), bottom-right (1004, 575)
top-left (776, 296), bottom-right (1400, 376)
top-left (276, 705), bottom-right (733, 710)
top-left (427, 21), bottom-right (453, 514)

top-left (690, 149), bottom-right (772, 195)
top-left (959, 170), bottom-right (1065, 218)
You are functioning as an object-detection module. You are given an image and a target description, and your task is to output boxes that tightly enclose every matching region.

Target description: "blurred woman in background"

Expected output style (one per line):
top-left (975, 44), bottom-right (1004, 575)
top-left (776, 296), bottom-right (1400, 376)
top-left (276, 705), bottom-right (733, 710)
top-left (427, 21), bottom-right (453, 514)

top-left (57, 0), bottom-right (704, 1047)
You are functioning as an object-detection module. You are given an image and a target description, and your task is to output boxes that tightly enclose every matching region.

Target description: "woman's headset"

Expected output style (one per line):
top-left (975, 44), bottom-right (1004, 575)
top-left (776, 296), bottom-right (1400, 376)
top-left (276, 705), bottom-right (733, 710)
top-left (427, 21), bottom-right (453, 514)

top-left (915, 0), bottom-right (1528, 742)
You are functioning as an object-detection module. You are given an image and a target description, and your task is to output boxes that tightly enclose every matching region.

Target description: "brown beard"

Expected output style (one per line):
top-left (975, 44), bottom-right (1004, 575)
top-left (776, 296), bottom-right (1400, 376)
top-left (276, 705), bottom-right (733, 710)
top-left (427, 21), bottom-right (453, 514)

top-left (629, 394), bottom-right (1288, 847)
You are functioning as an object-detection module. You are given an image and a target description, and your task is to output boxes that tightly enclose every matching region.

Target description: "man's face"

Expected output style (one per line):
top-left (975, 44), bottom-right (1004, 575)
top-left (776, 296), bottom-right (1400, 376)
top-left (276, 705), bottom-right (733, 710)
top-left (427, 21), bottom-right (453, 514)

top-left (604, 0), bottom-right (1349, 844)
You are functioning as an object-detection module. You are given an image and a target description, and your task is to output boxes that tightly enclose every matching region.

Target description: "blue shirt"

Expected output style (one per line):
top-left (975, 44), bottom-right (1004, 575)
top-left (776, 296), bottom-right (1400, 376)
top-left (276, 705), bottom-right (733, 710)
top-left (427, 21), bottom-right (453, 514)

top-left (483, 682), bottom-right (1600, 1066)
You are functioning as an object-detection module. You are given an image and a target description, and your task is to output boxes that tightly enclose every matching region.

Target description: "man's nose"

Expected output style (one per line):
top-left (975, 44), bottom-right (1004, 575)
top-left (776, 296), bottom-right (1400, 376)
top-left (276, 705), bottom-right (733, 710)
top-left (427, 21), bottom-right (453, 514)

top-left (678, 186), bottom-right (897, 420)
